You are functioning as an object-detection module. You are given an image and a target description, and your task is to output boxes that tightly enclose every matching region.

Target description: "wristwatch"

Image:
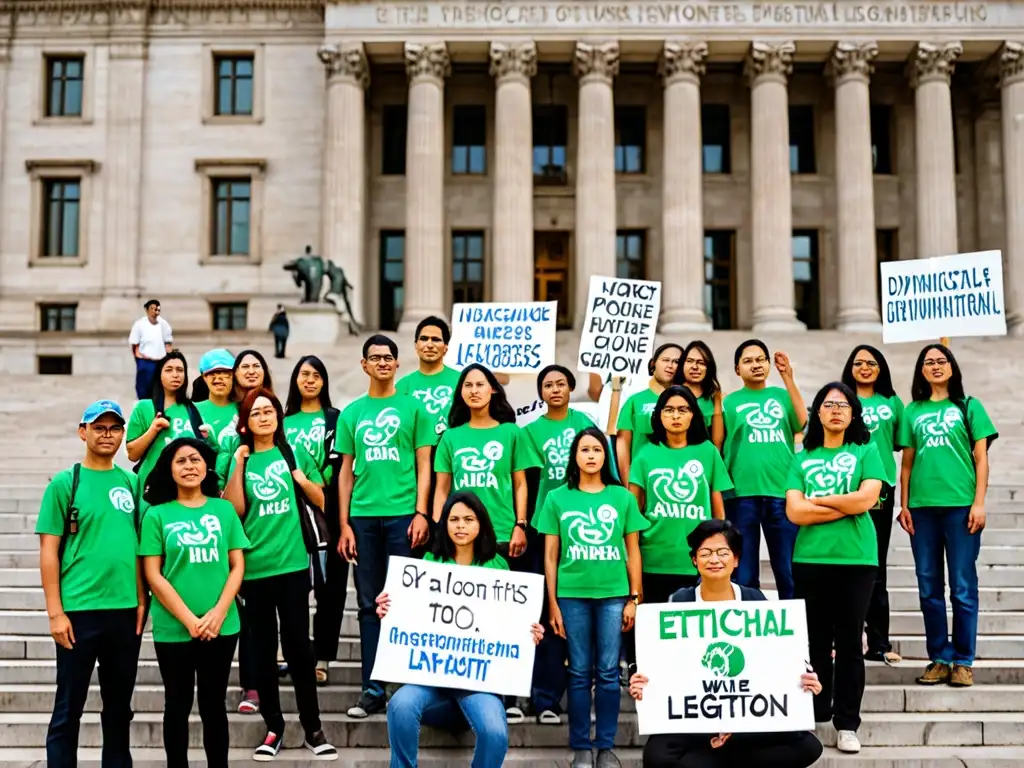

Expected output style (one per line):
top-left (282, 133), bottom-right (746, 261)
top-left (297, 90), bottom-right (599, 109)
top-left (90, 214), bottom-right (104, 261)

top-left (514, 520), bottom-right (528, 531)
top-left (629, 593), bottom-right (642, 606)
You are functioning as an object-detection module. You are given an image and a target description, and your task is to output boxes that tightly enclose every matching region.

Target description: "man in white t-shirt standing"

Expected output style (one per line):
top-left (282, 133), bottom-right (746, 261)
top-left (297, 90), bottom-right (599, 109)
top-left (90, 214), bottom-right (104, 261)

top-left (128, 299), bottom-right (173, 400)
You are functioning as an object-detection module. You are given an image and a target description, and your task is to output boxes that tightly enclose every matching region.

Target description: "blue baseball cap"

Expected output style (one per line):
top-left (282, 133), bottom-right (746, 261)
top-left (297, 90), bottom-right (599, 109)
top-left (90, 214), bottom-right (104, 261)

top-left (198, 349), bottom-right (235, 375)
top-left (81, 400), bottom-right (125, 425)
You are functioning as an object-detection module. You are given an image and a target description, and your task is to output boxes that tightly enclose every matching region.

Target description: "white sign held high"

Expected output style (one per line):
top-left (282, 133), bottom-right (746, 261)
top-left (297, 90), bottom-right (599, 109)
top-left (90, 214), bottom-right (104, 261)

top-left (881, 250), bottom-right (1007, 344)
top-left (578, 276), bottom-right (662, 377)
top-left (370, 556), bottom-right (544, 697)
top-left (634, 600), bottom-right (815, 735)
top-left (445, 302), bottom-right (558, 374)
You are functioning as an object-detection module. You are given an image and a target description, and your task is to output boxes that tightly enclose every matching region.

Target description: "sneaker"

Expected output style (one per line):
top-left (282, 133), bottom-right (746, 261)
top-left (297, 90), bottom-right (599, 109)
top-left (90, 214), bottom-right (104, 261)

top-left (253, 731), bottom-right (283, 761)
top-left (864, 649), bottom-right (902, 666)
top-left (572, 750), bottom-right (594, 768)
top-left (303, 730), bottom-right (338, 760)
top-left (315, 666), bottom-right (329, 686)
top-left (537, 708), bottom-right (561, 725)
top-left (505, 705), bottom-right (525, 724)
top-left (836, 730), bottom-right (861, 753)
top-left (916, 662), bottom-right (951, 686)
top-left (277, 662), bottom-right (290, 678)
top-left (237, 690), bottom-right (260, 714)
top-left (949, 664), bottom-right (974, 687)
top-left (596, 749), bottom-right (621, 767)
top-left (347, 691), bottom-right (386, 719)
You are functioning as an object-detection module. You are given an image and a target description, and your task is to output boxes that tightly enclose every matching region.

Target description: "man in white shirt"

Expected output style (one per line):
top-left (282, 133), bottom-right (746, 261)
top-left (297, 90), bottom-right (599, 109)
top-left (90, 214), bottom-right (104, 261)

top-left (128, 299), bottom-right (173, 400)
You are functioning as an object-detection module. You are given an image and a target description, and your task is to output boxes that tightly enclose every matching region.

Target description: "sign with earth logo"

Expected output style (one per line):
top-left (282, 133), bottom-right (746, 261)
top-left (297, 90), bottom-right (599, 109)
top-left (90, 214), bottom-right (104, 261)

top-left (634, 600), bottom-right (815, 734)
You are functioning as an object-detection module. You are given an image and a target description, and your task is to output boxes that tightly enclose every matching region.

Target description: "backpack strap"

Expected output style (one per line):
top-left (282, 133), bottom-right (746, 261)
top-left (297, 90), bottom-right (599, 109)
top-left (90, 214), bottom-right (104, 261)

top-left (186, 401), bottom-right (205, 440)
top-left (278, 441), bottom-right (299, 472)
top-left (954, 396), bottom-right (975, 449)
top-left (323, 407), bottom-right (341, 477)
top-left (58, 464), bottom-right (82, 563)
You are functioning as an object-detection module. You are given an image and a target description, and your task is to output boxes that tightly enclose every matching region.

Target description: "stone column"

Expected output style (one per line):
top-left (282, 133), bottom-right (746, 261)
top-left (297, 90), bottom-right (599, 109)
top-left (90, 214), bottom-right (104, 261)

top-left (319, 43), bottom-right (369, 325)
top-left (832, 41), bottom-right (881, 331)
top-left (490, 42), bottom-right (537, 302)
top-left (1002, 42), bottom-right (1024, 334)
top-left (746, 41), bottom-right (803, 331)
top-left (573, 41), bottom-right (619, 329)
top-left (660, 41), bottom-right (711, 332)
top-left (0, 41), bottom-right (8, 293)
top-left (400, 42), bottom-right (449, 333)
top-left (910, 41), bottom-right (962, 259)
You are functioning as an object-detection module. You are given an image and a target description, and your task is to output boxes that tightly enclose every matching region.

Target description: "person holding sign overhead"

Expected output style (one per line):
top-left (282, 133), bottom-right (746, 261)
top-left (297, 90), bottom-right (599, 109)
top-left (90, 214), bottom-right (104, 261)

top-left (672, 341), bottom-right (725, 449)
top-left (380, 491), bottom-right (545, 768)
top-left (615, 343), bottom-right (684, 482)
top-left (533, 426), bottom-right (649, 768)
top-left (898, 343), bottom-right (998, 689)
top-left (631, 520), bottom-right (824, 768)
top-left (785, 382), bottom-right (884, 754)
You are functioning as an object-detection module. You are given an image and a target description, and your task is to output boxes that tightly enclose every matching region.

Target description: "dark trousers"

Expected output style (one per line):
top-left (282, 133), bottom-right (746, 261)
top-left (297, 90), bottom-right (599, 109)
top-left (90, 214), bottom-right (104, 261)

top-left (314, 496), bottom-right (350, 662)
top-left (154, 635), bottom-right (238, 768)
top-left (46, 608), bottom-right (141, 768)
top-left (793, 562), bottom-right (876, 731)
top-left (236, 596), bottom-right (257, 692)
top-left (623, 572), bottom-right (699, 666)
top-left (350, 514), bottom-right (414, 699)
top-left (134, 358), bottom-right (158, 401)
top-left (242, 569), bottom-right (321, 736)
top-left (643, 731), bottom-right (823, 768)
top-left (725, 496), bottom-right (798, 599)
top-left (865, 484), bottom-right (895, 654)
top-left (273, 334), bottom-right (287, 359)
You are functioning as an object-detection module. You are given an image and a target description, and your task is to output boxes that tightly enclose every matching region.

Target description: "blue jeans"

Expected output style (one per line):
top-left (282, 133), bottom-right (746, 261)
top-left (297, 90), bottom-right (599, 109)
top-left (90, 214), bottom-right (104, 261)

top-left (561, 597), bottom-right (625, 751)
top-left (387, 684), bottom-right (508, 768)
top-left (134, 358), bottom-right (157, 400)
top-left (909, 507), bottom-right (981, 665)
top-left (725, 496), bottom-right (798, 599)
top-left (350, 514), bottom-right (414, 699)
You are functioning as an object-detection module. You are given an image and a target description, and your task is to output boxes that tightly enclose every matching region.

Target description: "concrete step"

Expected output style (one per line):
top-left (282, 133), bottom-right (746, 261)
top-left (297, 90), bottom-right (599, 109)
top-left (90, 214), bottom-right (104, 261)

top-left (891, 635), bottom-right (1024, 660)
top-left (889, 548), bottom-right (1024, 567)
top-left (0, 534), bottom-right (36, 551)
top-left (760, 563), bottom-right (1024, 589)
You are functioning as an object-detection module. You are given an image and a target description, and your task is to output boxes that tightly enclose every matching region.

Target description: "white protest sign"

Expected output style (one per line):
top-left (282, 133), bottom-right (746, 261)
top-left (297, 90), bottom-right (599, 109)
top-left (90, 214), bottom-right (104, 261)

top-left (578, 277), bottom-right (662, 377)
top-left (881, 250), bottom-right (1007, 344)
top-left (370, 556), bottom-right (544, 697)
top-left (634, 600), bottom-right (814, 735)
top-left (445, 302), bottom-right (558, 374)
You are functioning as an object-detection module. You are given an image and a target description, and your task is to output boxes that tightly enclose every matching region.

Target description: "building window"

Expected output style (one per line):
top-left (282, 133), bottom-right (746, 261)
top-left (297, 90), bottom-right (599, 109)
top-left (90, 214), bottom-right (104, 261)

top-left (876, 228), bottom-right (898, 265)
top-left (702, 105), bottom-right (731, 174)
top-left (793, 230), bottom-right (820, 329)
top-left (45, 56), bottom-right (84, 118)
top-left (452, 105), bottom-right (486, 175)
top-left (380, 231), bottom-right (405, 330)
top-left (616, 230), bottom-right (646, 280)
top-left (211, 179), bottom-right (251, 256)
top-left (533, 104), bottom-right (568, 185)
top-left (38, 355), bottom-right (73, 375)
top-left (789, 105), bottom-right (816, 174)
top-left (703, 231), bottom-right (735, 330)
top-left (211, 302), bottom-right (248, 331)
top-left (42, 179), bottom-right (81, 257)
top-left (614, 106), bottom-right (646, 173)
top-left (39, 303), bottom-right (77, 332)
top-left (383, 105), bottom-right (407, 175)
top-left (213, 55), bottom-right (254, 116)
top-left (870, 104), bottom-right (894, 175)
top-left (452, 231), bottom-right (485, 304)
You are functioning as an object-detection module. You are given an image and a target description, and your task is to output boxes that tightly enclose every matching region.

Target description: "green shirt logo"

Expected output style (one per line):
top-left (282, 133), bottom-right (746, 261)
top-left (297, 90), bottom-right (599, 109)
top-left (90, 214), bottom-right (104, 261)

top-left (412, 384), bottom-right (454, 435)
top-left (541, 427), bottom-right (577, 483)
top-left (165, 514), bottom-right (224, 564)
top-left (737, 398), bottom-right (786, 443)
top-left (357, 407), bottom-right (402, 461)
top-left (247, 459), bottom-right (291, 510)
top-left (290, 417), bottom-right (325, 456)
top-left (108, 487), bottom-right (136, 514)
top-left (649, 459), bottom-right (707, 519)
top-left (701, 641), bottom-right (746, 678)
top-left (801, 452), bottom-right (857, 497)
top-left (454, 440), bottom-right (504, 489)
top-left (561, 503), bottom-right (620, 560)
top-left (915, 407), bottom-right (963, 449)
top-left (862, 403), bottom-right (894, 434)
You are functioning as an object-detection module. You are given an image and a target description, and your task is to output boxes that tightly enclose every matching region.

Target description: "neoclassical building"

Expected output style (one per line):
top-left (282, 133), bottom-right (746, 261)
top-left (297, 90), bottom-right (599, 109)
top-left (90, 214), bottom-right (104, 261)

top-left (1, 0), bottom-right (1023, 341)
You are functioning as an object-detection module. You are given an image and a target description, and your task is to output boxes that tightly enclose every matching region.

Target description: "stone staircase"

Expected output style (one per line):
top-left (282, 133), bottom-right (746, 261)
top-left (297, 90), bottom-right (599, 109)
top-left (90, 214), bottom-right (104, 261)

top-left (1, 332), bottom-right (1023, 765)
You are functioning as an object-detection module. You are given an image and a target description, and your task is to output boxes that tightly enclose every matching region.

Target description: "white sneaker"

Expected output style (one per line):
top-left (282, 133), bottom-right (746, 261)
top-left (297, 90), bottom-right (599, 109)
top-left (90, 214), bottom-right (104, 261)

top-left (505, 705), bottom-right (525, 724)
top-left (837, 730), bottom-right (861, 753)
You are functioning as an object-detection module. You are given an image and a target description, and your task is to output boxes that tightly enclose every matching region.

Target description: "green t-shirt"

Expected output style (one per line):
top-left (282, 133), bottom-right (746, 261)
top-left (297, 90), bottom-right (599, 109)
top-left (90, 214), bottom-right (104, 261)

top-left (337, 393), bottom-right (433, 517)
top-left (697, 394), bottom-right (715, 431)
top-left (722, 386), bottom-right (802, 498)
top-left (859, 393), bottom-right (904, 487)
top-left (786, 442), bottom-right (885, 566)
top-left (35, 466), bottom-right (140, 612)
top-left (227, 445), bottom-right (323, 581)
top-left (128, 399), bottom-right (213, 496)
top-left (139, 498), bottom-right (249, 642)
top-left (522, 410), bottom-right (595, 511)
top-left (616, 388), bottom-right (660, 460)
top-left (898, 398), bottom-right (998, 508)
top-left (435, 422), bottom-right (538, 542)
top-left (196, 400), bottom-right (238, 454)
top-left (628, 441), bottom-right (734, 575)
top-left (396, 367), bottom-right (462, 445)
top-left (285, 410), bottom-right (333, 486)
top-left (533, 484), bottom-right (649, 599)
top-left (422, 551), bottom-right (509, 570)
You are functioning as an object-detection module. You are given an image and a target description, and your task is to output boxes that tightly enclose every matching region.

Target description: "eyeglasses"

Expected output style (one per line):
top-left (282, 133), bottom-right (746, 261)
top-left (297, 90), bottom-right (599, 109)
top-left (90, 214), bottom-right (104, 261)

top-left (89, 425), bottom-right (125, 436)
top-left (684, 358), bottom-right (707, 368)
top-left (662, 406), bottom-right (692, 416)
top-left (367, 355), bottom-right (395, 364)
top-left (696, 547), bottom-right (733, 560)
top-left (822, 401), bottom-right (852, 411)
top-left (924, 358), bottom-right (949, 367)
top-left (852, 360), bottom-right (878, 369)
top-left (741, 357), bottom-right (769, 365)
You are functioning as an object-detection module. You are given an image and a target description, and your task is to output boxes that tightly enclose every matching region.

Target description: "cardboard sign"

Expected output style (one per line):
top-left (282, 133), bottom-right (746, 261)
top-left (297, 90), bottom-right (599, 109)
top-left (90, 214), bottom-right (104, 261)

top-left (578, 277), bottom-right (662, 377)
top-left (370, 556), bottom-right (544, 697)
top-left (634, 600), bottom-right (815, 735)
top-left (445, 302), bottom-right (558, 374)
top-left (881, 250), bottom-right (1007, 344)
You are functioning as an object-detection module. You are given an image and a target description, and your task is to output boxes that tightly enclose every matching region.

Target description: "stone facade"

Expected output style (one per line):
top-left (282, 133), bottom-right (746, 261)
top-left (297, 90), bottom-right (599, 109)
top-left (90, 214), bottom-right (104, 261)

top-left (1, 0), bottom-right (1023, 339)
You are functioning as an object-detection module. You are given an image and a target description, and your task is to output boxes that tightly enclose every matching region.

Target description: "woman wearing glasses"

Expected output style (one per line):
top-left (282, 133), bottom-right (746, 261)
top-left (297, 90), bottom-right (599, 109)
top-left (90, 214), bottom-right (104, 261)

top-left (672, 341), bottom-right (725, 449)
top-left (897, 344), bottom-right (997, 689)
top-left (785, 381), bottom-right (884, 754)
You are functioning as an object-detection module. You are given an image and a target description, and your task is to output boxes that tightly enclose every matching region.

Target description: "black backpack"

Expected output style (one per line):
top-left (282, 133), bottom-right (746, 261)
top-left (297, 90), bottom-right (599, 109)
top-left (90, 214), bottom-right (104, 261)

top-left (59, 464), bottom-right (140, 564)
top-left (322, 407), bottom-right (342, 483)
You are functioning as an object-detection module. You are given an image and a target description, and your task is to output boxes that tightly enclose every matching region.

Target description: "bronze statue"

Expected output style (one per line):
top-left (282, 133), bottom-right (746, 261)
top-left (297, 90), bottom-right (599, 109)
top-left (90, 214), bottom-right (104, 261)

top-left (325, 260), bottom-right (362, 336)
top-left (282, 245), bottom-right (324, 304)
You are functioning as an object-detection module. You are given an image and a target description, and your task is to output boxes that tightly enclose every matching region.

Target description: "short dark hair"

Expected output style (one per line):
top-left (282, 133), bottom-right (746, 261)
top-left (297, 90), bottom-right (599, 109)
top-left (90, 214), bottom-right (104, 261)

top-left (536, 364), bottom-right (577, 399)
top-left (734, 338), bottom-right (770, 368)
top-left (565, 426), bottom-right (621, 490)
top-left (143, 437), bottom-right (219, 507)
top-left (432, 491), bottom-right (498, 565)
top-left (415, 316), bottom-right (451, 345)
top-left (363, 334), bottom-right (398, 359)
top-left (841, 344), bottom-right (896, 399)
top-left (649, 385), bottom-right (709, 447)
top-left (144, 299), bottom-right (160, 309)
top-left (803, 381), bottom-right (870, 452)
top-left (687, 519), bottom-right (743, 559)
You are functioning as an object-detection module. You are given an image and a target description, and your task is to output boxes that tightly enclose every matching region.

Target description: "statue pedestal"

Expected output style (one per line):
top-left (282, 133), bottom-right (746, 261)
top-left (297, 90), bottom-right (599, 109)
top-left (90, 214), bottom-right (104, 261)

top-left (284, 304), bottom-right (340, 345)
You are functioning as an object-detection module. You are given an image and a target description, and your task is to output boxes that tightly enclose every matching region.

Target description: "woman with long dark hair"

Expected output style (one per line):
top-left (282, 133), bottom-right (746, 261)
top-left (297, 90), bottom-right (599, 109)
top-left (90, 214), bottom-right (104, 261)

top-left (898, 344), bottom-right (997, 689)
top-left (615, 343), bottom-right (684, 482)
top-left (215, 349), bottom-right (274, 488)
top-left (840, 344), bottom-right (903, 665)
top-left (672, 340), bottom-right (725, 449)
top-left (786, 381), bottom-right (884, 754)
top-left (533, 426), bottom-right (648, 768)
top-left (141, 438), bottom-right (247, 768)
top-left (221, 388), bottom-right (336, 760)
